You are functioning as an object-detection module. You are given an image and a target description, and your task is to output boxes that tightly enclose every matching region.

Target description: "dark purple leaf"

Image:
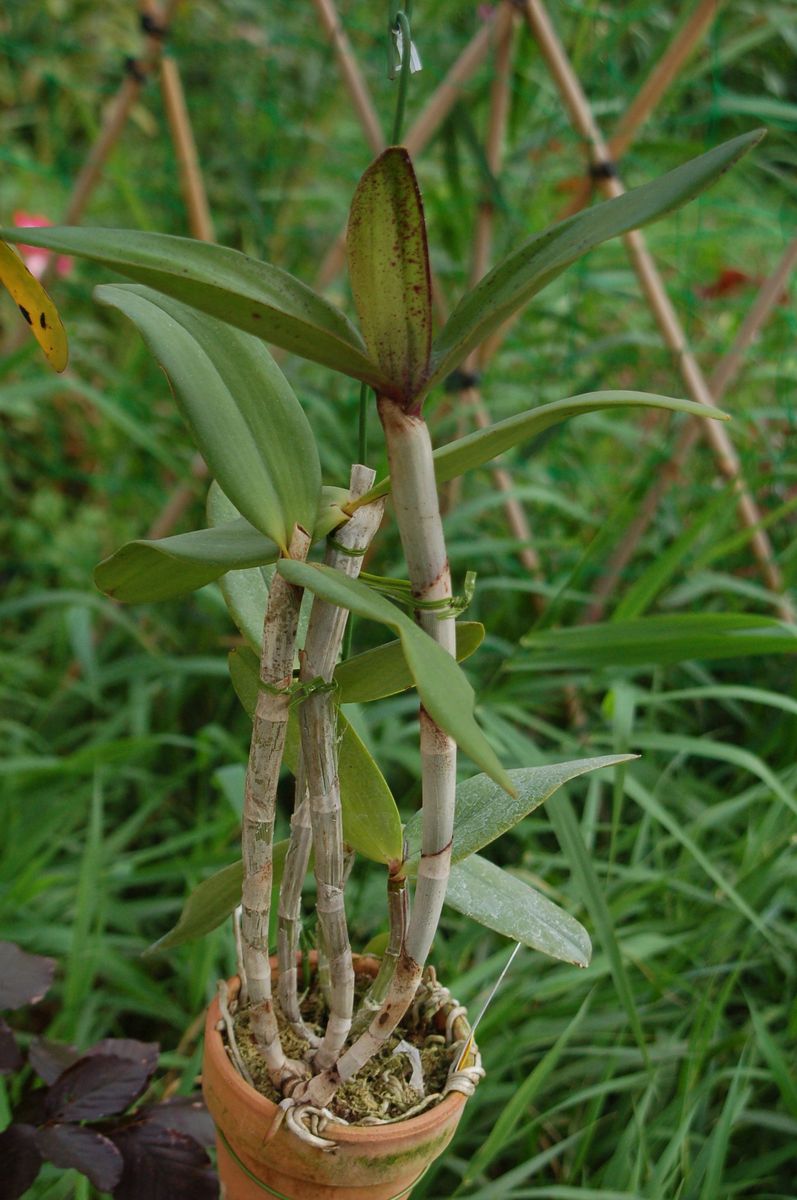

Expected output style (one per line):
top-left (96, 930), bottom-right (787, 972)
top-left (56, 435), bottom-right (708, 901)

top-left (85, 1038), bottom-right (159, 1080)
top-left (110, 1119), bottom-right (218, 1200)
top-left (35, 1123), bottom-right (123, 1192)
top-left (0, 1123), bottom-right (43, 1199)
top-left (46, 1054), bottom-right (151, 1121)
top-left (0, 1016), bottom-right (23, 1075)
top-left (13, 1085), bottom-right (48, 1128)
top-left (0, 942), bottom-right (55, 1010)
top-left (138, 1095), bottom-right (216, 1149)
top-left (28, 1037), bottom-right (81, 1084)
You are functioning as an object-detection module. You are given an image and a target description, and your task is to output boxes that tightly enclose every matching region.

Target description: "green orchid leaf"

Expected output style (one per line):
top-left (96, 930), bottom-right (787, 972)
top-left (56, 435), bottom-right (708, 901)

top-left (207, 483), bottom-right (347, 650)
top-left (94, 520), bottom-right (280, 603)
top-left (277, 562), bottom-right (513, 794)
top-left (335, 621), bottom-right (484, 703)
top-left (352, 391), bottom-right (729, 506)
top-left (207, 485), bottom-right (284, 653)
top-left (228, 646), bottom-right (261, 716)
top-left (96, 284), bottom-right (320, 552)
top-left (228, 647), bottom-right (403, 865)
top-left (360, 932), bottom-right (390, 957)
top-left (405, 754), bottom-right (637, 863)
top-left (96, 480), bottom-right (348, 607)
top-left (222, 565), bottom-right (275, 652)
top-left (146, 846), bottom-right (289, 954)
top-left (516, 614), bottom-right (797, 672)
top-left (347, 147), bottom-right (432, 404)
top-left (335, 717), bottom-right (403, 866)
top-left (315, 486), bottom-right (352, 540)
top-left (0, 225), bottom-right (394, 393)
top-left (445, 854), bottom-right (591, 967)
top-left (426, 131), bottom-right (764, 394)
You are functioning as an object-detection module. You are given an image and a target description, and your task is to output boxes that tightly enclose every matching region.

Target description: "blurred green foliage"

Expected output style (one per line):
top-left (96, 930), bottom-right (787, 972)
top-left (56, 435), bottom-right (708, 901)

top-left (1, 2), bottom-right (796, 1196)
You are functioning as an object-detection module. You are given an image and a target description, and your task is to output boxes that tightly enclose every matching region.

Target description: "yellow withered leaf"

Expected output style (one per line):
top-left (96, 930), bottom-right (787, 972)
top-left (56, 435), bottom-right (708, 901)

top-left (0, 239), bottom-right (68, 372)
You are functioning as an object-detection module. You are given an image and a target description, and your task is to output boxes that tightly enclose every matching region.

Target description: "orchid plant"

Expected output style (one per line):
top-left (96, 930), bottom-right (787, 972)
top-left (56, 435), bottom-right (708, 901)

top-left (0, 128), bottom-right (760, 1131)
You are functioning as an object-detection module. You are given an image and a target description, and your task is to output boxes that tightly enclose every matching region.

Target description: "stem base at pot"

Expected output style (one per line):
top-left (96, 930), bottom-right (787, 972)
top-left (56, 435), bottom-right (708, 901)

top-left (203, 967), bottom-right (471, 1200)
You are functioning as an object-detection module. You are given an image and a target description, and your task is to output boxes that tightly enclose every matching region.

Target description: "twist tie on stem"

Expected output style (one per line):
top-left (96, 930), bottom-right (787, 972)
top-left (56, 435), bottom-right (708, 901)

top-left (391, 12), bottom-right (422, 76)
top-left (327, 538), bottom-right (369, 557)
top-left (444, 367), bottom-right (482, 393)
top-left (388, 5), bottom-right (420, 144)
top-left (259, 676), bottom-right (339, 708)
top-left (362, 570), bottom-right (477, 618)
top-left (387, 2), bottom-right (421, 79)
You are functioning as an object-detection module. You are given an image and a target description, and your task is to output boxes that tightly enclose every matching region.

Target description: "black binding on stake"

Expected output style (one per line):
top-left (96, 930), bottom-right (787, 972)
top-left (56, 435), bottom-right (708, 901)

top-left (124, 56), bottom-right (147, 83)
top-left (445, 368), bottom-right (482, 393)
top-left (140, 12), bottom-right (168, 37)
top-left (589, 159), bottom-right (618, 180)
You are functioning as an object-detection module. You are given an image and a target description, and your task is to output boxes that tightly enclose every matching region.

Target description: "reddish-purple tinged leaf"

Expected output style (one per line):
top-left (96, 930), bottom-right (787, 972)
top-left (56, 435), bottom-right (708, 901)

top-left (0, 1016), bottom-right (23, 1074)
top-left (0, 1124), bottom-right (43, 1198)
top-left (45, 1054), bottom-right (151, 1121)
top-left (138, 1095), bottom-right (216, 1148)
top-left (347, 147), bottom-right (432, 406)
top-left (110, 1119), bottom-right (218, 1200)
top-left (28, 1037), bottom-right (81, 1084)
top-left (0, 941), bottom-right (55, 1010)
top-left (85, 1038), bottom-right (159, 1080)
top-left (35, 1124), bottom-right (123, 1192)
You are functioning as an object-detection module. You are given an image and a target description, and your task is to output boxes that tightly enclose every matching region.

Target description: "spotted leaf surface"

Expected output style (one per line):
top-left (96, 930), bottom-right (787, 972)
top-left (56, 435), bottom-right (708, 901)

top-left (347, 147), bottom-right (432, 404)
top-left (0, 240), bottom-right (67, 371)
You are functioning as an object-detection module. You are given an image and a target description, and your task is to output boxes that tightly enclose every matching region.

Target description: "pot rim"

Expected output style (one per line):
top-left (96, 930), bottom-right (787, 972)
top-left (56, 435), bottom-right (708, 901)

top-left (204, 972), bottom-right (472, 1147)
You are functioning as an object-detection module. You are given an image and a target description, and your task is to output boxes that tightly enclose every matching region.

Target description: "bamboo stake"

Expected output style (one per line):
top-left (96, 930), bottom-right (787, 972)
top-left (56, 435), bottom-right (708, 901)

top-left (312, 0), bottom-right (545, 602)
top-left (313, 4), bottom-right (513, 293)
top-left (144, 5), bottom-right (509, 539)
top-left (560, 0), bottom-right (721, 220)
top-left (479, 0), bottom-right (718, 367)
top-left (242, 524), bottom-right (311, 1089)
top-left (8, 0), bottom-right (180, 310)
top-left (522, 0), bottom-right (792, 622)
top-left (585, 239), bottom-right (797, 621)
top-left (60, 1), bottom-right (182, 233)
top-left (310, 0), bottom-right (384, 153)
top-left (461, 5), bottom-right (547, 610)
top-left (470, 6), bottom-right (516, 287)
top-left (611, 0), bottom-right (720, 163)
top-left (136, 48), bottom-right (216, 533)
top-left (37, 0), bottom-right (214, 546)
top-left (160, 53), bottom-right (216, 242)
top-left (143, 7), bottom-right (509, 545)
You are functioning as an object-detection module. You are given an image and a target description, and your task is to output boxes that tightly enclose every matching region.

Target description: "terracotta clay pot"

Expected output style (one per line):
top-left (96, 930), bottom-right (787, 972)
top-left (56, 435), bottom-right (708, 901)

top-left (202, 961), bottom-right (472, 1200)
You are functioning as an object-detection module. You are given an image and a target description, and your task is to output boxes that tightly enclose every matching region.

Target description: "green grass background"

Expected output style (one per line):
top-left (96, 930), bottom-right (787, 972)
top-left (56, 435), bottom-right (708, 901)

top-left (1, 1), bottom-right (796, 1196)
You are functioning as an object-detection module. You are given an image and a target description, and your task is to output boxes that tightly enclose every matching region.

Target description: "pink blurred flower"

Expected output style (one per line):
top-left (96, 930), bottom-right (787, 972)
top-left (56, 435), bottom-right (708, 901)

top-left (12, 212), bottom-right (72, 280)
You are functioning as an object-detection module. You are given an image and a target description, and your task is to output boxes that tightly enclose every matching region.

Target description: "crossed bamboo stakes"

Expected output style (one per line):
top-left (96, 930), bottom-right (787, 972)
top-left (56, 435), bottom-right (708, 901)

top-left (48, 0), bottom-right (792, 621)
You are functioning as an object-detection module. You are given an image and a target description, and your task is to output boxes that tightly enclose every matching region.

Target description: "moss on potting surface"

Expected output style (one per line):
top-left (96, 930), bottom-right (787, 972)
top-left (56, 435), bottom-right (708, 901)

top-left (231, 974), bottom-right (457, 1124)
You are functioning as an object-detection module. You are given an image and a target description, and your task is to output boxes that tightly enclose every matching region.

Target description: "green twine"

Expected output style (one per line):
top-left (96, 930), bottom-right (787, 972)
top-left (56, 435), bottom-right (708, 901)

top-left (327, 538), bottom-right (368, 557)
top-left (361, 570), bottom-right (477, 619)
top-left (258, 676), bottom-right (338, 709)
top-left (217, 1125), bottom-right (431, 1199)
